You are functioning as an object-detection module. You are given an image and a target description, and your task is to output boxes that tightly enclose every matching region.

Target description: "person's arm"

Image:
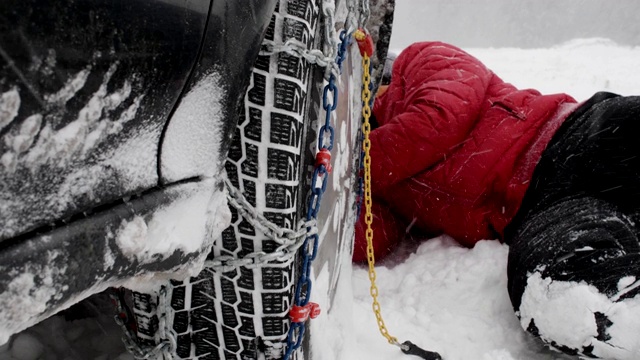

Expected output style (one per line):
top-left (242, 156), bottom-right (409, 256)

top-left (369, 42), bottom-right (493, 193)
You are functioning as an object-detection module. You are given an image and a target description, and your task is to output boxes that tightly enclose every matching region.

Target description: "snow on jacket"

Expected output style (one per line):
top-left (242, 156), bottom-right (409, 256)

top-left (353, 41), bottom-right (578, 262)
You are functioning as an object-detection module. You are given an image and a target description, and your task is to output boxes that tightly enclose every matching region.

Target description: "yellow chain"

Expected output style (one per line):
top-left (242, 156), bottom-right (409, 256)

top-left (361, 52), bottom-right (400, 347)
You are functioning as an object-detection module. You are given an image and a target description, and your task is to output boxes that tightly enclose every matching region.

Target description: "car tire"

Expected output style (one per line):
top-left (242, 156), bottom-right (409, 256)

top-left (131, 0), bottom-right (323, 359)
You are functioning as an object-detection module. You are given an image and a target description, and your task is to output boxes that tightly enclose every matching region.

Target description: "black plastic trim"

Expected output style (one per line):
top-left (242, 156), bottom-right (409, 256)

top-left (0, 177), bottom-right (213, 338)
top-left (156, 0), bottom-right (215, 185)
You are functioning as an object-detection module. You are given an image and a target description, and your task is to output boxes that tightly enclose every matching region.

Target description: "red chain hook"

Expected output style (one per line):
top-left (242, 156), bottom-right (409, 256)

top-left (354, 28), bottom-right (374, 57)
top-left (289, 302), bottom-right (321, 323)
top-left (315, 148), bottom-right (332, 173)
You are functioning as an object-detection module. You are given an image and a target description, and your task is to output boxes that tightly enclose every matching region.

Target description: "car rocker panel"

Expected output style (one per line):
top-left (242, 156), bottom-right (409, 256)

top-left (0, 0), bottom-right (277, 344)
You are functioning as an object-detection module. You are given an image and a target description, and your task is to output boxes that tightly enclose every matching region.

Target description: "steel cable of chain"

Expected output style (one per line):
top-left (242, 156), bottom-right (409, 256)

top-left (282, 26), bottom-right (350, 360)
top-left (260, 39), bottom-right (340, 81)
top-left (155, 286), bottom-right (178, 360)
top-left (202, 178), bottom-right (318, 272)
top-left (359, 0), bottom-right (370, 27)
top-left (111, 286), bottom-right (177, 360)
top-left (345, 0), bottom-right (357, 33)
top-left (343, 0), bottom-right (366, 35)
top-left (321, 0), bottom-right (338, 69)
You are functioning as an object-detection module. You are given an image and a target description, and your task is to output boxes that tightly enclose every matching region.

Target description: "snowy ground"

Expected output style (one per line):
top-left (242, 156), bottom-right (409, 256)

top-left (349, 38), bottom-right (640, 360)
top-left (2, 39), bottom-right (639, 360)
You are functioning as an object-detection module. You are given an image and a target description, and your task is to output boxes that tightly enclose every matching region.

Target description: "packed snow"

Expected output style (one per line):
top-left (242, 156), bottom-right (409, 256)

top-left (1, 38), bottom-right (639, 360)
top-left (160, 72), bottom-right (227, 183)
top-left (114, 181), bottom-right (230, 269)
top-left (518, 272), bottom-right (640, 359)
top-left (0, 89), bottom-right (20, 134)
top-left (347, 39), bottom-right (640, 360)
top-left (0, 251), bottom-right (67, 346)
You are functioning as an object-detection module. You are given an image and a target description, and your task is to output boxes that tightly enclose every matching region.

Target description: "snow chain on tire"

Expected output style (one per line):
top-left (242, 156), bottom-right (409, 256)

top-left (130, 0), bottom-right (323, 359)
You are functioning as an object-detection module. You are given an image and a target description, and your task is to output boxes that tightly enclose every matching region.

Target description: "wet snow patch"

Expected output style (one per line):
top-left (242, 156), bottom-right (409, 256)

top-left (519, 271), bottom-right (640, 359)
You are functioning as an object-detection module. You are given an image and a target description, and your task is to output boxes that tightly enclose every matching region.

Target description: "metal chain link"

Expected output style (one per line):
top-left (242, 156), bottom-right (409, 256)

top-left (356, 28), bottom-right (401, 348)
top-left (259, 0), bottom-right (341, 81)
top-left (154, 286), bottom-right (178, 359)
top-left (282, 16), bottom-right (351, 360)
top-left (345, 0), bottom-right (357, 33)
top-left (224, 178), bottom-right (313, 246)
top-left (345, 0), bottom-right (370, 30)
top-left (321, 0), bottom-right (339, 70)
top-left (203, 179), bottom-right (318, 272)
top-left (360, 0), bottom-right (370, 27)
top-left (260, 39), bottom-right (340, 80)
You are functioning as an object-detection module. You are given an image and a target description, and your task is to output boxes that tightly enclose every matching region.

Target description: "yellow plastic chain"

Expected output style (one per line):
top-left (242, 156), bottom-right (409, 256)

top-left (357, 29), bottom-right (401, 348)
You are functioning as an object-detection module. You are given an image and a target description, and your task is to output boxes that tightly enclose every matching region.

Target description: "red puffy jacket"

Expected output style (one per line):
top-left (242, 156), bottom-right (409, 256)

top-left (353, 42), bottom-right (578, 262)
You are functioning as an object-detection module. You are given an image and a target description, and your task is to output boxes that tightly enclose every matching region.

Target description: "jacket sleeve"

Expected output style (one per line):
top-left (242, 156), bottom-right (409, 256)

top-left (369, 42), bottom-right (493, 193)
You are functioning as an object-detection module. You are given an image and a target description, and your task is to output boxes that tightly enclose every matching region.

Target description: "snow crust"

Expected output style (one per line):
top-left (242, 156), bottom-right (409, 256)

top-left (118, 179), bottom-right (231, 292)
top-left (0, 58), bottom-right (156, 241)
top-left (44, 66), bottom-right (91, 106)
top-left (0, 251), bottom-right (67, 346)
top-left (3, 63), bottom-right (144, 171)
top-left (0, 88), bottom-right (20, 133)
top-left (519, 272), bottom-right (640, 359)
top-left (351, 237), bottom-right (563, 360)
top-left (115, 184), bottom-right (219, 263)
top-left (160, 72), bottom-right (226, 182)
top-left (0, 122), bottom-right (160, 240)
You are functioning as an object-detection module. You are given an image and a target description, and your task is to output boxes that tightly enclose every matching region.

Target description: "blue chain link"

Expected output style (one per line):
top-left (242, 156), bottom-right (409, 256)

top-left (317, 30), bottom-right (349, 151)
top-left (283, 30), bottom-right (350, 360)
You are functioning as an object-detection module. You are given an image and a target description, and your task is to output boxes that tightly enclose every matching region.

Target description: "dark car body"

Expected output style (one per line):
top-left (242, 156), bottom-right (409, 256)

top-left (0, 0), bottom-right (277, 342)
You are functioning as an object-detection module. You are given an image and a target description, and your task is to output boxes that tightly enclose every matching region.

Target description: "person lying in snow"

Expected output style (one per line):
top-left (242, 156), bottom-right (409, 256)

top-left (353, 41), bottom-right (640, 359)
